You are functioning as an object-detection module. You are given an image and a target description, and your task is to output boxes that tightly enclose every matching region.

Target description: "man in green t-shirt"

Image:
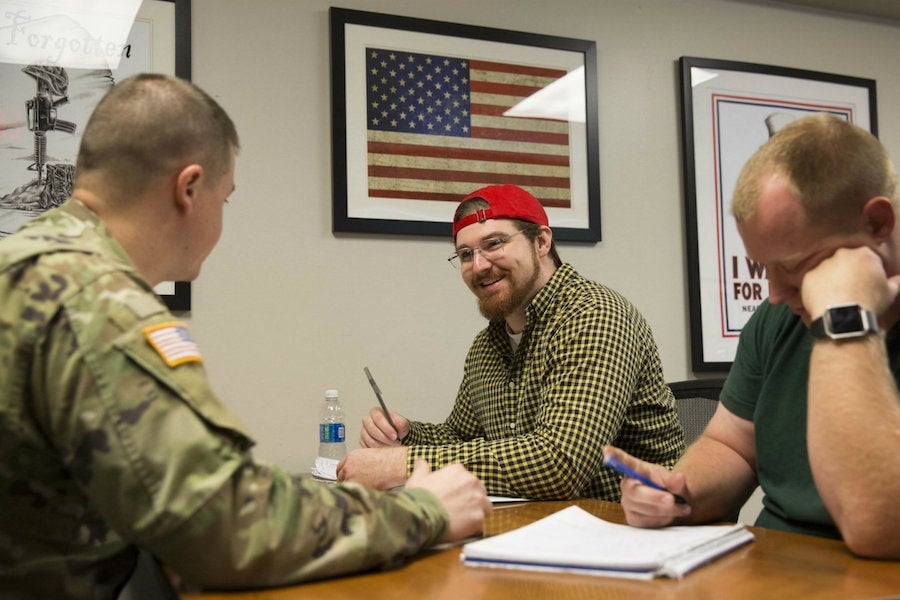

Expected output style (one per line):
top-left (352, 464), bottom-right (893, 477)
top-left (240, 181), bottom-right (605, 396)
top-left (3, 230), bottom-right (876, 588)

top-left (606, 113), bottom-right (900, 559)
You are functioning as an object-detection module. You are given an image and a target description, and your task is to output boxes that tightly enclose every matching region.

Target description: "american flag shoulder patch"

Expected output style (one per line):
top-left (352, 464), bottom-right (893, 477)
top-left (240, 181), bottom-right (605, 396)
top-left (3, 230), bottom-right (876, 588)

top-left (143, 321), bottom-right (203, 368)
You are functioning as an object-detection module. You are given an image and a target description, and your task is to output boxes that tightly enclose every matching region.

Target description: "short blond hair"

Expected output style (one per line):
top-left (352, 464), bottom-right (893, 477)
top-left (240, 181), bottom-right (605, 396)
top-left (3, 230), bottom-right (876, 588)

top-left (731, 113), bottom-right (897, 230)
top-left (75, 73), bottom-right (239, 196)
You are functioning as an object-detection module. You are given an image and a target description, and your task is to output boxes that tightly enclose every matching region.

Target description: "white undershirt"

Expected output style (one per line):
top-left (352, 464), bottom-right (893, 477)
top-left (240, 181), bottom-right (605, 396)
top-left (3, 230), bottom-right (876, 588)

top-left (506, 323), bottom-right (523, 352)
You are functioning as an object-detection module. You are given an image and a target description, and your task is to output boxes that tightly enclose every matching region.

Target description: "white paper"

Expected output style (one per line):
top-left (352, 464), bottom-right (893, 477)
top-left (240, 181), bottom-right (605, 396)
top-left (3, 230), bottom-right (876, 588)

top-left (461, 505), bottom-right (753, 579)
top-left (311, 457), bottom-right (338, 481)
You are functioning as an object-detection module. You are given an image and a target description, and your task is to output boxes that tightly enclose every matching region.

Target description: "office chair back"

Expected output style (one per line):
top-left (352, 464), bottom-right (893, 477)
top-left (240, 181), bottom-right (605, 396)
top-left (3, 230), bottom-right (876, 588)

top-left (668, 378), bottom-right (727, 446)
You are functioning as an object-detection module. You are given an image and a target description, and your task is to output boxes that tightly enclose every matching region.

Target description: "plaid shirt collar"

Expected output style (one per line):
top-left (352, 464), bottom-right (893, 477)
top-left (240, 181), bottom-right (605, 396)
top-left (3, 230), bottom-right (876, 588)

top-left (487, 263), bottom-right (577, 352)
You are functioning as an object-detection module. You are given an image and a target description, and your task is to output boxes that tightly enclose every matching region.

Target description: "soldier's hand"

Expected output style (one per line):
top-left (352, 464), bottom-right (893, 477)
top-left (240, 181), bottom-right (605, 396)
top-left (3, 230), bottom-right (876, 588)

top-left (406, 459), bottom-right (491, 543)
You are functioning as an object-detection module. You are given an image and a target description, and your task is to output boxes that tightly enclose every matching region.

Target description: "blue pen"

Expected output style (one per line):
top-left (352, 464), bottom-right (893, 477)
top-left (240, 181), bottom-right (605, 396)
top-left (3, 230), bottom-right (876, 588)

top-left (604, 454), bottom-right (687, 504)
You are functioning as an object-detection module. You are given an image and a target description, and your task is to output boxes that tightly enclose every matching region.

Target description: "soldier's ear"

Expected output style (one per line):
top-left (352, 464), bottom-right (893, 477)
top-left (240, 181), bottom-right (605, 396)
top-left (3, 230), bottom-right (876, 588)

top-left (173, 164), bottom-right (203, 216)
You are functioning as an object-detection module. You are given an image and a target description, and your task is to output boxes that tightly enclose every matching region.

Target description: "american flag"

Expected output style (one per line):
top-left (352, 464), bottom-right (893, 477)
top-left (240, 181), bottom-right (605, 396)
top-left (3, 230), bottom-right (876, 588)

top-left (143, 322), bottom-right (203, 368)
top-left (365, 47), bottom-right (571, 207)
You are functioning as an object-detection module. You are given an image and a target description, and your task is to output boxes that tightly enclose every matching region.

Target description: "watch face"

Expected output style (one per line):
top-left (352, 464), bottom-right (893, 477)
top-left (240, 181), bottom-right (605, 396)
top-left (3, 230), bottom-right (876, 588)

top-left (828, 305), bottom-right (865, 334)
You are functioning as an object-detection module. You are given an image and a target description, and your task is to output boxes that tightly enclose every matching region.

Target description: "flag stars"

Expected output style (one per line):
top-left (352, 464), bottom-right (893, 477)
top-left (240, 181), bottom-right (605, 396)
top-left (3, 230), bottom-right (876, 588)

top-left (366, 47), bottom-right (471, 138)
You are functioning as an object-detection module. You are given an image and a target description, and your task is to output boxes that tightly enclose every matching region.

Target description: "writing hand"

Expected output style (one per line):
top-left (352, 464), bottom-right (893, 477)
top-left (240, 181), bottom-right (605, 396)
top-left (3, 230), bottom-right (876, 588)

top-left (360, 407), bottom-right (409, 448)
top-left (603, 446), bottom-right (692, 528)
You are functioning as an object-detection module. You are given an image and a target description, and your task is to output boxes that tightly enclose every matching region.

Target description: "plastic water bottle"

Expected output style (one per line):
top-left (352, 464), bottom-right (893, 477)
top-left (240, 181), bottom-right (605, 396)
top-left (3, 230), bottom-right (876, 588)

top-left (317, 390), bottom-right (346, 478)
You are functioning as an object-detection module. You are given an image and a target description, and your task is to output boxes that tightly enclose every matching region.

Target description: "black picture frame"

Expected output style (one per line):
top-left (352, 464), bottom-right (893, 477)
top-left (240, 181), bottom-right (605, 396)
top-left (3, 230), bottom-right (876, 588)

top-left (162, 0), bottom-right (191, 311)
top-left (0, 0), bottom-right (191, 311)
top-left (679, 56), bottom-right (877, 371)
top-left (330, 7), bottom-right (601, 242)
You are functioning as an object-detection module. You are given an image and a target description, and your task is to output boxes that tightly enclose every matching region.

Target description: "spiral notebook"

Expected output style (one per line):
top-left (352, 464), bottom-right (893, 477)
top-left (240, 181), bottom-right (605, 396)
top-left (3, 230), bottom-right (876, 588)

top-left (461, 505), bottom-right (753, 579)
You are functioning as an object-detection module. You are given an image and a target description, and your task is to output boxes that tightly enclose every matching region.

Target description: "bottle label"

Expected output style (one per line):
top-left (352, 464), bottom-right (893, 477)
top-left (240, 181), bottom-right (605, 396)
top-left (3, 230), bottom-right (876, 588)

top-left (319, 423), bottom-right (345, 443)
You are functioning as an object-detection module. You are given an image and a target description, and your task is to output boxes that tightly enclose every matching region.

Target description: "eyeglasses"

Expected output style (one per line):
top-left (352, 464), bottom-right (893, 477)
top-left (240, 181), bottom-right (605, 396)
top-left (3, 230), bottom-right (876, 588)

top-left (448, 230), bottom-right (526, 269)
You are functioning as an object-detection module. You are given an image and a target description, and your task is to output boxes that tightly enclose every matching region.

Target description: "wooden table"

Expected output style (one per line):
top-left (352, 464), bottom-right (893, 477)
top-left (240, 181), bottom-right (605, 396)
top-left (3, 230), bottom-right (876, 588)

top-left (182, 499), bottom-right (900, 599)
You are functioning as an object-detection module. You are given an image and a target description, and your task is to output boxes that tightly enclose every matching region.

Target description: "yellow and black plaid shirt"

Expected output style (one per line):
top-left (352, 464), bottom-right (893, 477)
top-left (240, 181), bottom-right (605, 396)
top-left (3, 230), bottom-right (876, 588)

top-left (405, 264), bottom-right (684, 500)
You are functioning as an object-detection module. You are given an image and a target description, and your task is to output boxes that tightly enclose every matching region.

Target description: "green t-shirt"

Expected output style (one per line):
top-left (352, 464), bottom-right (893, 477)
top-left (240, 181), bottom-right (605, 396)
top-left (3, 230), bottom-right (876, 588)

top-left (722, 300), bottom-right (900, 539)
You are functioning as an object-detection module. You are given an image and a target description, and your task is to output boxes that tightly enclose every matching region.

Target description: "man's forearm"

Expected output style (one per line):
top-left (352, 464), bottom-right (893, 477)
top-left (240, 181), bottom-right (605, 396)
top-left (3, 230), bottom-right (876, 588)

top-left (152, 462), bottom-right (446, 587)
top-left (676, 436), bottom-right (758, 524)
top-left (807, 336), bottom-right (900, 557)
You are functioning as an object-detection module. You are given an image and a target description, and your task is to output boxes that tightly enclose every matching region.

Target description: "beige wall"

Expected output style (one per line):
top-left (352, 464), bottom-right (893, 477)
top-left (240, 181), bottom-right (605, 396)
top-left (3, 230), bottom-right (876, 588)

top-left (185, 0), bottom-right (900, 476)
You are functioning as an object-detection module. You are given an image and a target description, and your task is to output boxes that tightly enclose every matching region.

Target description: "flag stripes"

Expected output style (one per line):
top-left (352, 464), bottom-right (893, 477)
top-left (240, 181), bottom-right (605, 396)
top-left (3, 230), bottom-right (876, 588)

top-left (365, 48), bottom-right (572, 206)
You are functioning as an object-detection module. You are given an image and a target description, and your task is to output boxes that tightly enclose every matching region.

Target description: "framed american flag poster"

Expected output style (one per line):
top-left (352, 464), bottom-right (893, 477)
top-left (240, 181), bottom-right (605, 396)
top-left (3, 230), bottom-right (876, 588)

top-left (329, 8), bottom-right (600, 242)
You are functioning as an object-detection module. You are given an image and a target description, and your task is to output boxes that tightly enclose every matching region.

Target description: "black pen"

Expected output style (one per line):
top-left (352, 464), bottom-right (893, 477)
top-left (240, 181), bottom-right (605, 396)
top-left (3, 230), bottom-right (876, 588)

top-left (604, 454), bottom-right (687, 504)
top-left (364, 367), bottom-right (401, 436)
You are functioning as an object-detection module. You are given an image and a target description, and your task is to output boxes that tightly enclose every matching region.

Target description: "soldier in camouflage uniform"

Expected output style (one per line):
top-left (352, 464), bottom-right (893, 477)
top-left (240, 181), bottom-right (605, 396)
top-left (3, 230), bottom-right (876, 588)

top-left (0, 73), bottom-right (490, 598)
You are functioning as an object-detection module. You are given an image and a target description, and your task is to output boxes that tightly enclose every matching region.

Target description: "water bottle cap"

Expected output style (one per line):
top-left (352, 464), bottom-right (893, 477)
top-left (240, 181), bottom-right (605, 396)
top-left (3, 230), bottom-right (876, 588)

top-left (325, 389), bottom-right (339, 398)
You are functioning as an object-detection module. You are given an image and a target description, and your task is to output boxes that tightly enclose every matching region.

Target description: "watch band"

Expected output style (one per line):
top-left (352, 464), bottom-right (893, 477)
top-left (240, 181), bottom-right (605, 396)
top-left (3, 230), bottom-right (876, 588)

top-left (810, 304), bottom-right (879, 340)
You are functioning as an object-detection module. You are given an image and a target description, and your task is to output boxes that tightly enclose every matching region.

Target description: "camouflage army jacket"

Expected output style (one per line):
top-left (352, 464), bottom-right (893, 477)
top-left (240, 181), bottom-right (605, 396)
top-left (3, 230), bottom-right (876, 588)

top-left (0, 200), bottom-right (448, 599)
